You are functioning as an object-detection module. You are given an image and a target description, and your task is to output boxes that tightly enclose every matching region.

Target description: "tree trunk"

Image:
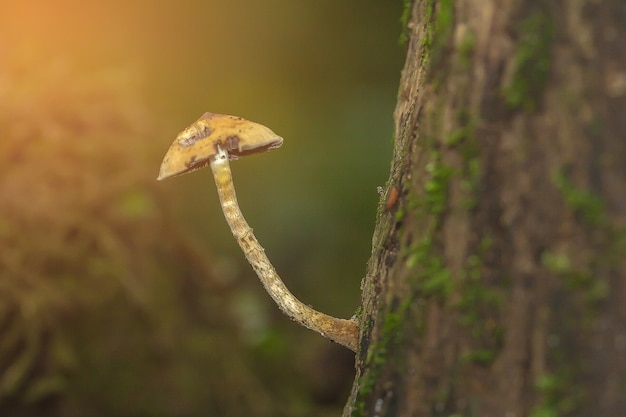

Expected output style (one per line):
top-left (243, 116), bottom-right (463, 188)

top-left (344, 1), bottom-right (626, 416)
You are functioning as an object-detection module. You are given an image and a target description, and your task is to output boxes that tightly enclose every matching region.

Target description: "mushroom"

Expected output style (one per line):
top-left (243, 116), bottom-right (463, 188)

top-left (157, 112), bottom-right (358, 352)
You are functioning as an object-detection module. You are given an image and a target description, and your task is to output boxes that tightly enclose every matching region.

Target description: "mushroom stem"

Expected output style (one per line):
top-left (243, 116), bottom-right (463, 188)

top-left (210, 146), bottom-right (358, 351)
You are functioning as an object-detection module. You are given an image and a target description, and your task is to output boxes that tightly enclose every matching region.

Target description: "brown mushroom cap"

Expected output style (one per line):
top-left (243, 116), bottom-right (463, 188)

top-left (157, 112), bottom-right (283, 181)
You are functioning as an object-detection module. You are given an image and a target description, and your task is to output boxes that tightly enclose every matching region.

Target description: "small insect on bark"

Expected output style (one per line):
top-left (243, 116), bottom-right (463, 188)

top-left (386, 186), bottom-right (399, 211)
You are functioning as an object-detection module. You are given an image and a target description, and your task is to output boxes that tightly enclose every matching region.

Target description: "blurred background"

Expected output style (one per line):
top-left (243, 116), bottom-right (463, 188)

top-left (0, 0), bottom-right (404, 416)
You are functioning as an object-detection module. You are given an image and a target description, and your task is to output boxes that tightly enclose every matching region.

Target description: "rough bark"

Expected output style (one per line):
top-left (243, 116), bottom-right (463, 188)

top-left (344, 1), bottom-right (626, 416)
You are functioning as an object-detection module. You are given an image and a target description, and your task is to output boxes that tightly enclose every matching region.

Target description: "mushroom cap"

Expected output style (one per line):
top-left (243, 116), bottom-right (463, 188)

top-left (157, 112), bottom-right (283, 180)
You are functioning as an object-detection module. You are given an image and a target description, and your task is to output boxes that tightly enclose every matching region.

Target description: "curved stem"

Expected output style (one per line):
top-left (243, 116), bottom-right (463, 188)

top-left (209, 146), bottom-right (358, 351)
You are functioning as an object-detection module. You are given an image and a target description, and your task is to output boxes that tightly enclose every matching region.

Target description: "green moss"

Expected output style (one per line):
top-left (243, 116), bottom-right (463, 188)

top-left (406, 123), bottom-right (454, 296)
top-left (380, 312), bottom-right (403, 352)
top-left (458, 30), bottom-right (475, 68)
top-left (353, 305), bottom-right (364, 321)
top-left (399, 0), bottom-right (413, 45)
top-left (461, 349), bottom-right (496, 366)
top-left (362, 311), bottom-right (404, 369)
top-left (541, 250), bottom-right (608, 306)
top-left (552, 171), bottom-right (604, 226)
top-left (421, 25), bottom-right (433, 68)
top-left (420, 0), bottom-right (454, 74)
top-left (447, 110), bottom-right (481, 208)
top-left (459, 275), bottom-right (502, 329)
top-left (426, 104), bottom-right (500, 361)
top-left (418, 1), bottom-right (434, 68)
top-left (423, 263), bottom-right (453, 296)
top-left (541, 251), bottom-right (571, 274)
top-left (434, 0), bottom-right (454, 44)
top-left (407, 237), bottom-right (453, 298)
top-left (536, 166), bottom-right (626, 415)
top-left (530, 372), bottom-right (582, 417)
top-left (354, 302), bottom-right (408, 417)
top-left (547, 169), bottom-right (626, 309)
top-left (565, 271), bottom-right (608, 304)
top-left (394, 206), bottom-right (405, 222)
top-left (502, 9), bottom-right (554, 112)
top-left (457, 237), bottom-right (504, 364)
top-left (354, 288), bottom-right (417, 415)
top-left (424, 158), bottom-right (454, 215)
top-left (445, 126), bottom-right (471, 147)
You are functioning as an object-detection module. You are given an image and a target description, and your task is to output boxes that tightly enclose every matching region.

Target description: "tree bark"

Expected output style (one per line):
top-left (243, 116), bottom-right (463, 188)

top-left (344, 1), bottom-right (626, 416)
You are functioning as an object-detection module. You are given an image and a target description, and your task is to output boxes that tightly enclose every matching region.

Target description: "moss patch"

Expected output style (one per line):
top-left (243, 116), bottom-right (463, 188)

top-left (530, 371), bottom-right (583, 417)
top-left (457, 237), bottom-right (504, 364)
top-left (552, 167), bottom-right (626, 266)
top-left (424, 157), bottom-right (455, 215)
top-left (421, 0), bottom-right (455, 74)
top-left (457, 30), bottom-right (475, 69)
top-left (353, 300), bottom-right (408, 417)
top-left (407, 237), bottom-right (453, 299)
top-left (399, 0), bottom-right (413, 45)
top-left (502, 9), bottom-right (555, 112)
top-left (552, 171), bottom-right (604, 226)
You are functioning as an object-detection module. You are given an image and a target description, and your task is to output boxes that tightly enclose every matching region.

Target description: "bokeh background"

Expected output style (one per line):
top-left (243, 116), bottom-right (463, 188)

top-left (0, 1), bottom-right (404, 416)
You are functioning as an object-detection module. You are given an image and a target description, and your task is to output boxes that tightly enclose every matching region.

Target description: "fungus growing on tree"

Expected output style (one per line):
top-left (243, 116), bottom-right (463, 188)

top-left (158, 112), bottom-right (358, 351)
